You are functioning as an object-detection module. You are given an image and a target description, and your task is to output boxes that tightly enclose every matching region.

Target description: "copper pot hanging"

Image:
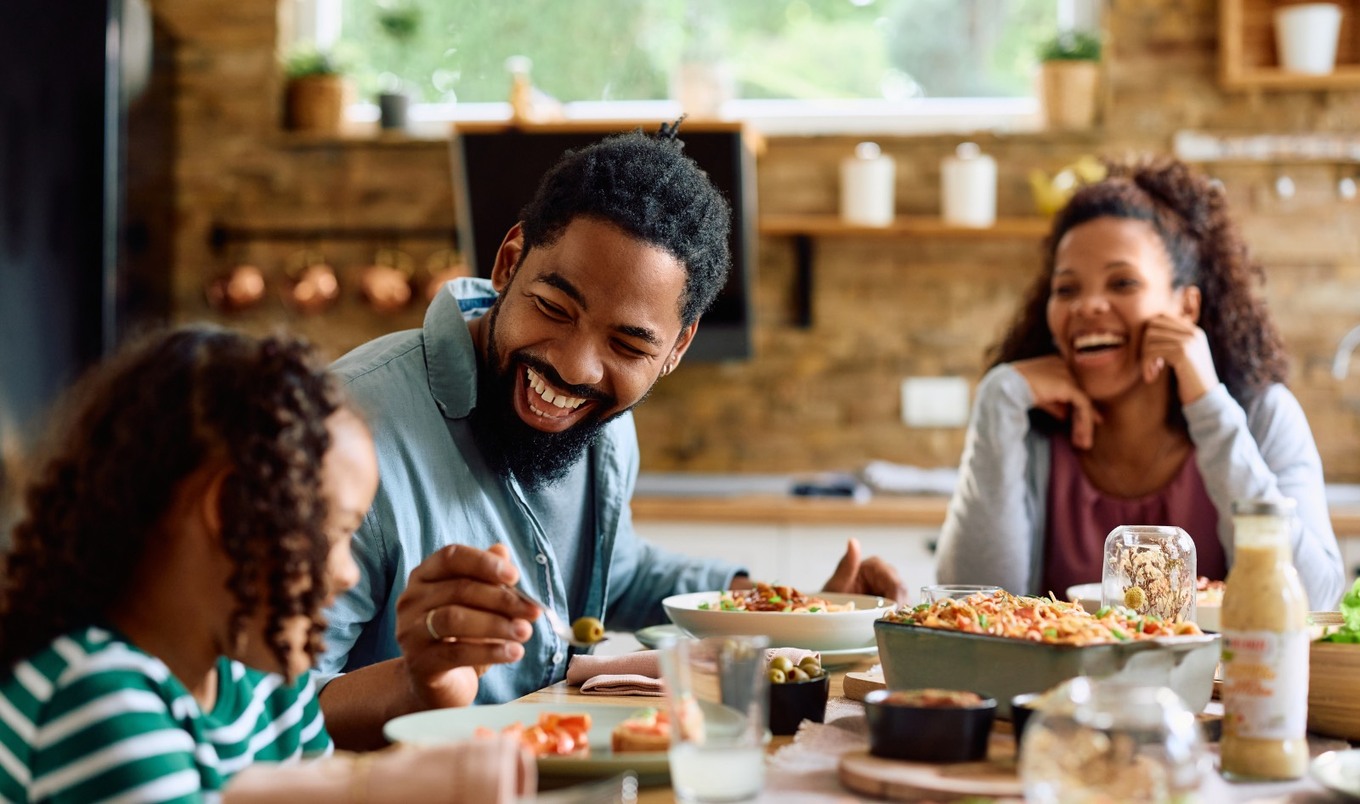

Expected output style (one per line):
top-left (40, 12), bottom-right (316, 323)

top-left (423, 248), bottom-right (472, 302)
top-left (206, 263), bottom-right (267, 313)
top-left (359, 247), bottom-right (415, 314)
top-left (284, 249), bottom-right (340, 314)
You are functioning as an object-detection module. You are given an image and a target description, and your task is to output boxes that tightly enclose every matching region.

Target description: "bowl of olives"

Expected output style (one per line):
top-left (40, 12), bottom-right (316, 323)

top-left (766, 655), bottom-right (829, 735)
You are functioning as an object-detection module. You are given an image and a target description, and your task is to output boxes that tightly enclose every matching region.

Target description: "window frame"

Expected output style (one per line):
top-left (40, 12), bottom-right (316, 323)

top-left (301, 0), bottom-right (1091, 137)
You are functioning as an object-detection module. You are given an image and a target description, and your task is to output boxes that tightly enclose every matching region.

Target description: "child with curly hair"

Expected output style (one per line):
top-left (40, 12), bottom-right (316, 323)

top-left (0, 327), bottom-right (533, 802)
top-left (937, 156), bottom-right (1345, 610)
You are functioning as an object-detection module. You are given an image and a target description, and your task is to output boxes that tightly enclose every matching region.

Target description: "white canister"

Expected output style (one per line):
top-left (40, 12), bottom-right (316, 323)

top-left (840, 142), bottom-right (895, 227)
top-left (1274, 3), bottom-right (1343, 75)
top-left (941, 142), bottom-right (997, 228)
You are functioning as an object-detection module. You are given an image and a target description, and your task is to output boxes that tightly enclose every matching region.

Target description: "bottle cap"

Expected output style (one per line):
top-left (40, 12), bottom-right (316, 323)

top-left (1232, 497), bottom-right (1297, 517)
top-left (955, 142), bottom-right (981, 160)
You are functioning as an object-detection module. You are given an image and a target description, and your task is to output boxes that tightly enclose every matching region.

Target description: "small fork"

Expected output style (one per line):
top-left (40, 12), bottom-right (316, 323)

top-left (504, 584), bottom-right (607, 650)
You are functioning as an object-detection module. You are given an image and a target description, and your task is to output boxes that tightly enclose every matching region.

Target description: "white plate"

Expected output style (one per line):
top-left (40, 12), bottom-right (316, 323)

top-left (662, 591), bottom-right (894, 652)
top-left (817, 644), bottom-right (879, 668)
top-left (634, 623), bottom-right (685, 650)
top-left (385, 700), bottom-right (742, 780)
top-left (1065, 582), bottom-right (1102, 613)
top-left (1311, 749), bottom-right (1360, 799)
top-left (638, 623), bottom-right (876, 666)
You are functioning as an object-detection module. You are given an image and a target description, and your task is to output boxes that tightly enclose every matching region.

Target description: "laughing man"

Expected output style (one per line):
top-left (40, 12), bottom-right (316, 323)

top-left (316, 126), bottom-right (906, 749)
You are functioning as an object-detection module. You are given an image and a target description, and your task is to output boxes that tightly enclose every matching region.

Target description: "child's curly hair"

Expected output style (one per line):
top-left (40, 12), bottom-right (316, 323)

top-left (0, 326), bottom-right (345, 674)
top-left (990, 155), bottom-right (1289, 408)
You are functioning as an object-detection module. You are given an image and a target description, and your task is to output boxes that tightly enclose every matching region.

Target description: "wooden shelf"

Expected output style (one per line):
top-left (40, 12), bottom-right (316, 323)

top-left (1220, 0), bottom-right (1360, 91)
top-left (759, 213), bottom-right (1050, 239)
top-left (758, 214), bottom-right (1050, 328)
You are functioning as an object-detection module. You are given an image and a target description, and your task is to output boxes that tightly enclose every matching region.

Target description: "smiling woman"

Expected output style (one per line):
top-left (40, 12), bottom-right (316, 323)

top-left (935, 155), bottom-right (1347, 612)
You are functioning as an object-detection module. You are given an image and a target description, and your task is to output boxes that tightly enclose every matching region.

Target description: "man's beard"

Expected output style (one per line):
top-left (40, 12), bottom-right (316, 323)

top-left (469, 306), bottom-right (629, 490)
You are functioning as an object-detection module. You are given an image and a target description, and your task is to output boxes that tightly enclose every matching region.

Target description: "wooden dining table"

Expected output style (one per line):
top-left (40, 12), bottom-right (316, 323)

top-left (516, 655), bottom-right (1352, 803)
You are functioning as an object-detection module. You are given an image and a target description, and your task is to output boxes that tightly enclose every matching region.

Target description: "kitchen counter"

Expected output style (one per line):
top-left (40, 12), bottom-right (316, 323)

top-left (630, 475), bottom-right (1360, 536)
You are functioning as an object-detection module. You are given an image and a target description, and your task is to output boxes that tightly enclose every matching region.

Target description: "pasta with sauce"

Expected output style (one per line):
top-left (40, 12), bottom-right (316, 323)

top-left (883, 589), bottom-right (1201, 645)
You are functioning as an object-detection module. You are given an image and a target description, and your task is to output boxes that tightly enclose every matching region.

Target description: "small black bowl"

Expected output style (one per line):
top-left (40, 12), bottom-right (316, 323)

top-left (768, 674), bottom-right (830, 735)
top-left (864, 688), bottom-right (997, 763)
top-left (1009, 692), bottom-right (1041, 744)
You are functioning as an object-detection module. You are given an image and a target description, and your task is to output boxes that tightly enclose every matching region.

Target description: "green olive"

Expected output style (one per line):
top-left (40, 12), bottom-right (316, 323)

top-left (798, 656), bottom-right (822, 674)
top-left (571, 616), bottom-right (605, 644)
top-left (768, 668), bottom-right (787, 684)
top-left (769, 656), bottom-right (795, 673)
top-left (786, 667), bottom-right (810, 683)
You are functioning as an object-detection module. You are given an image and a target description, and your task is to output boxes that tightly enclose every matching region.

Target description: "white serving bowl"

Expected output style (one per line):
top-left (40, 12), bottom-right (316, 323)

top-left (1066, 583), bottom-right (1102, 614)
top-left (661, 591), bottom-right (894, 652)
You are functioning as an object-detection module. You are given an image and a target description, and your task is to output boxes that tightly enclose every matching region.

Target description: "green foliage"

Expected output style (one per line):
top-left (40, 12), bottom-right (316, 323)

top-left (1320, 578), bottom-right (1360, 643)
top-left (376, 2), bottom-right (422, 43)
top-left (284, 43), bottom-right (346, 79)
top-left (1038, 30), bottom-right (1102, 62)
top-left (334, 0), bottom-right (1065, 104)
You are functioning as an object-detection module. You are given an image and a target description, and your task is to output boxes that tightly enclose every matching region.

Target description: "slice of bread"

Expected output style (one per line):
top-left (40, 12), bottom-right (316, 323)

top-left (610, 708), bottom-right (671, 753)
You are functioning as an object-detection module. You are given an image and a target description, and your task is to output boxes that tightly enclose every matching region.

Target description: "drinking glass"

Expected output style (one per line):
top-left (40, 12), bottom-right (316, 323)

top-left (920, 584), bottom-right (1002, 603)
top-left (1019, 677), bottom-right (1207, 803)
top-left (657, 635), bottom-right (769, 803)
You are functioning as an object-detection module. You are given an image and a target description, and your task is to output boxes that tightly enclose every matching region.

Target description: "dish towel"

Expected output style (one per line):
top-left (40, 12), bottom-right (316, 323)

top-left (566, 648), bottom-right (820, 696)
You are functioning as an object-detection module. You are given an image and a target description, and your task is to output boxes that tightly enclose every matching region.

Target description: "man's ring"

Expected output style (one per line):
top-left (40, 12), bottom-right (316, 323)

top-left (425, 609), bottom-right (451, 642)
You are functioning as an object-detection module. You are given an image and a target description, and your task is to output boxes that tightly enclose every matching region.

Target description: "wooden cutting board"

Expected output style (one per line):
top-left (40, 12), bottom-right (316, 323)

top-left (838, 734), bottom-right (1023, 801)
top-left (842, 668), bottom-right (886, 702)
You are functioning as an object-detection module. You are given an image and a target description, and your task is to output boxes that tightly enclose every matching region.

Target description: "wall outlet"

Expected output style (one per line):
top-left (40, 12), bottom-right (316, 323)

top-left (901, 376), bottom-right (970, 428)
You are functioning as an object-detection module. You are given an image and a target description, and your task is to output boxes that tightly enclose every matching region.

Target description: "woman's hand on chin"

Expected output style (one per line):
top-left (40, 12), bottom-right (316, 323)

top-left (1141, 314), bottom-right (1219, 405)
top-left (1012, 355), bottom-right (1102, 450)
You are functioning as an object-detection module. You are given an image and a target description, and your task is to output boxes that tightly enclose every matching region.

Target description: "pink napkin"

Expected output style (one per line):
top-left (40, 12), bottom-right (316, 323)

top-left (566, 647), bottom-right (819, 696)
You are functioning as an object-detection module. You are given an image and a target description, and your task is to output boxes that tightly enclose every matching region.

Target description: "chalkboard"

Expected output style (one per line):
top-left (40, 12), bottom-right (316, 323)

top-left (451, 123), bottom-right (755, 361)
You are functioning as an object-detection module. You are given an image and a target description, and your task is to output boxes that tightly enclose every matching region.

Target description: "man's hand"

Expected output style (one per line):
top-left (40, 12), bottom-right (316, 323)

top-left (822, 538), bottom-right (908, 605)
top-left (394, 544), bottom-right (540, 710)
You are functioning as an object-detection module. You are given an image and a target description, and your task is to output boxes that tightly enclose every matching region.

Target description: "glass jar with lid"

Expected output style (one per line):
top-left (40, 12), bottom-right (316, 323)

top-left (1102, 525), bottom-right (1197, 622)
top-left (1019, 677), bottom-right (1207, 803)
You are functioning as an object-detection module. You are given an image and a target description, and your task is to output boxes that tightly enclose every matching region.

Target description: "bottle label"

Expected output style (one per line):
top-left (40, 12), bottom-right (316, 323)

top-left (1221, 630), bottom-right (1309, 740)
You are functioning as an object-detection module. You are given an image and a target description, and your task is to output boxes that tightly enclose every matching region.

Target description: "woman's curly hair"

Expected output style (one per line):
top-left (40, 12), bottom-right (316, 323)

top-left (990, 155), bottom-right (1289, 411)
top-left (0, 326), bottom-right (345, 675)
top-left (517, 124), bottom-right (732, 328)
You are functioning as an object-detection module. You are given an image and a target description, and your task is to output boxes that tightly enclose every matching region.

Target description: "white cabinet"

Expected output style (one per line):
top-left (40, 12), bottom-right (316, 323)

top-left (787, 525), bottom-right (938, 603)
top-left (635, 522), bottom-right (786, 581)
top-left (635, 520), bottom-right (940, 602)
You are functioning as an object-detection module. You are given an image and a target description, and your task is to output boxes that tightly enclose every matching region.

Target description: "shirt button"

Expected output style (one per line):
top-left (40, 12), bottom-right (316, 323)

top-left (535, 553), bottom-right (548, 565)
top-left (552, 651), bottom-right (564, 664)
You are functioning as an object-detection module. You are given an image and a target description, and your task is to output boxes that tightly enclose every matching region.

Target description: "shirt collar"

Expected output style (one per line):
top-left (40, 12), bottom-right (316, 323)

top-left (424, 277), bottom-right (498, 419)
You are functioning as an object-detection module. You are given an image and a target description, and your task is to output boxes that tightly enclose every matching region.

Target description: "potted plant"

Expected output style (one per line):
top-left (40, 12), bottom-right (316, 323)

top-left (283, 44), bottom-right (349, 134)
top-left (1037, 30), bottom-right (1102, 130)
top-left (374, 1), bottom-right (422, 131)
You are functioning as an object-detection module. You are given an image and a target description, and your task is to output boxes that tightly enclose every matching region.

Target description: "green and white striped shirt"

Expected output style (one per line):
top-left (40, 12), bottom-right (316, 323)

top-left (0, 626), bottom-right (332, 802)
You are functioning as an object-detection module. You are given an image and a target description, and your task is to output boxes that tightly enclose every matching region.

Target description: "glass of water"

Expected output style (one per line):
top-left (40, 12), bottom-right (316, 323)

top-left (657, 634), bottom-right (769, 803)
top-left (919, 584), bottom-right (1002, 603)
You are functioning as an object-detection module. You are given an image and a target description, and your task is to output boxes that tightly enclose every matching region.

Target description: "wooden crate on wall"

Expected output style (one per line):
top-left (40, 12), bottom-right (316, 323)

top-left (1220, 0), bottom-right (1360, 89)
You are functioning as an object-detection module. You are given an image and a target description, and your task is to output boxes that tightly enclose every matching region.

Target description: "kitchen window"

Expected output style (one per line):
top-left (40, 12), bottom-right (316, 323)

top-left (286, 0), bottom-right (1100, 135)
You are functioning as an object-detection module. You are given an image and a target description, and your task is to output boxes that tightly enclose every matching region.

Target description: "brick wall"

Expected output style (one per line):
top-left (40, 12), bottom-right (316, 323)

top-left (144, 0), bottom-right (1360, 480)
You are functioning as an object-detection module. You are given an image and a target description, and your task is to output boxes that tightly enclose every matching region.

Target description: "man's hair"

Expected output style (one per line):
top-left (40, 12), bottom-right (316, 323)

top-left (517, 127), bottom-right (732, 328)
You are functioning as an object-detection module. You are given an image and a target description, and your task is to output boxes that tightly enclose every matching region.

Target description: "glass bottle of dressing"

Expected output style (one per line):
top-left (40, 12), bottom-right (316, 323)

top-left (1220, 497), bottom-right (1309, 781)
